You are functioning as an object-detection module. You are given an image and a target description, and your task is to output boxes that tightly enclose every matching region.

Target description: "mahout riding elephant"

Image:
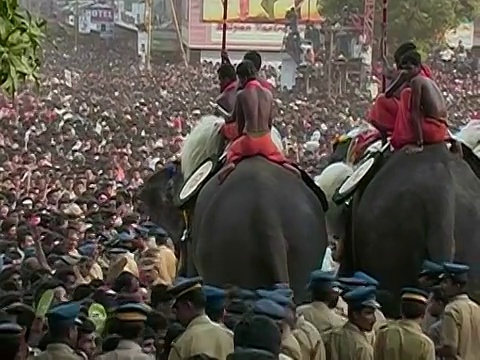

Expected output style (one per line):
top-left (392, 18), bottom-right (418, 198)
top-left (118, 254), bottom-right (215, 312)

top-left (141, 115), bottom-right (329, 302)
top-left (317, 128), bottom-right (480, 317)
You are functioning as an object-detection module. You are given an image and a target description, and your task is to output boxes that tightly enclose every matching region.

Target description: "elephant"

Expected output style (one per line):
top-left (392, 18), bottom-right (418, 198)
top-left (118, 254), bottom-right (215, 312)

top-left (140, 115), bottom-right (329, 302)
top-left (316, 127), bottom-right (480, 317)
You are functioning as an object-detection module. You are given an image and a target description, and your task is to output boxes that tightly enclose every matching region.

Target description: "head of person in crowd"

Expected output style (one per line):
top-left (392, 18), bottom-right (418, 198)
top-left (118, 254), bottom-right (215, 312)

top-left (46, 301), bottom-right (83, 349)
top-left (243, 50), bottom-right (262, 72)
top-left (217, 63), bottom-right (237, 92)
top-left (394, 42), bottom-right (417, 67)
top-left (236, 60), bottom-right (258, 88)
top-left (399, 287), bottom-right (429, 322)
top-left (142, 326), bottom-right (157, 357)
top-left (398, 49), bottom-right (422, 77)
top-left (257, 287), bottom-right (296, 332)
top-left (343, 286), bottom-right (379, 332)
top-left (0, 312), bottom-right (24, 360)
top-left (307, 270), bottom-right (340, 308)
top-left (109, 302), bottom-right (152, 344)
top-left (76, 316), bottom-right (97, 359)
top-left (428, 285), bottom-right (447, 318)
top-left (440, 262), bottom-right (470, 298)
top-left (252, 298), bottom-right (286, 335)
top-left (202, 285), bottom-right (227, 324)
top-left (168, 277), bottom-right (206, 327)
top-left (229, 315), bottom-right (281, 360)
top-left (418, 260), bottom-right (443, 289)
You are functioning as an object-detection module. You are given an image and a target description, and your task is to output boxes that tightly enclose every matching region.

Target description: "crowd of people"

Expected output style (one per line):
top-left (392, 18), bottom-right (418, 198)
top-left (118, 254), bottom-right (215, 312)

top-left (0, 22), bottom-right (478, 360)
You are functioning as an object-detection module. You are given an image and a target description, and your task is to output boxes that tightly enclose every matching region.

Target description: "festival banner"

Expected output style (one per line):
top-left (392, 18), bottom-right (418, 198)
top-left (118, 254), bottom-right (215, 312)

top-left (202, 0), bottom-right (322, 23)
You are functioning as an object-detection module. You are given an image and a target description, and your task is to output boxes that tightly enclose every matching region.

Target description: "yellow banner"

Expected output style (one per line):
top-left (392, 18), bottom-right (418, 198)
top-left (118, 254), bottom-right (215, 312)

top-left (202, 0), bottom-right (322, 23)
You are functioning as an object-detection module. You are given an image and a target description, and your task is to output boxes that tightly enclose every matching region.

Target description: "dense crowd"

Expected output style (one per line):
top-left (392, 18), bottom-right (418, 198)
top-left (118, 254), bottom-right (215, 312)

top-left (0, 24), bottom-right (478, 360)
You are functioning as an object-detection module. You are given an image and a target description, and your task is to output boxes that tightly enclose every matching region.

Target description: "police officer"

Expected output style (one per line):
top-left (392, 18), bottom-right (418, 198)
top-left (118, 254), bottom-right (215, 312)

top-left (297, 270), bottom-right (345, 337)
top-left (99, 302), bottom-right (152, 360)
top-left (437, 262), bottom-right (480, 360)
top-left (35, 301), bottom-right (84, 360)
top-left (374, 287), bottom-right (435, 360)
top-left (167, 277), bottom-right (233, 360)
top-left (202, 285), bottom-right (231, 332)
top-left (324, 286), bottom-right (379, 360)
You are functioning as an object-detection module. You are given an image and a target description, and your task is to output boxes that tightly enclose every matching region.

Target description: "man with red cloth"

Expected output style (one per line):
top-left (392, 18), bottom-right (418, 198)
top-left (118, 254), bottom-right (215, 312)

top-left (369, 42), bottom-right (432, 137)
top-left (216, 63), bottom-right (238, 141)
top-left (242, 50), bottom-right (275, 92)
top-left (385, 50), bottom-right (448, 153)
top-left (219, 60), bottom-right (292, 180)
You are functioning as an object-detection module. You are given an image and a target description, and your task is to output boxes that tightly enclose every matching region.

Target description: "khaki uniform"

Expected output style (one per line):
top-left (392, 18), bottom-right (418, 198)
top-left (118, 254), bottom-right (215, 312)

top-left (168, 314), bottom-right (233, 360)
top-left (296, 301), bottom-right (346, 337)
top-left (440, 294), bottom-right (480, 360)
top-left (34, 343), bottom-right (83, 360)
top-left (366, 309), bottom-right (388, 346)
top-left (293, 315), bottom-right (326, 360)
top-left (281, 327), bottom-right (303, 360)
top-left (324, 321), bottom-right (373, 360)
top-left (99, 339), bottom-right (151, 360)
top-left (374, 319), bottom-right (435, 360)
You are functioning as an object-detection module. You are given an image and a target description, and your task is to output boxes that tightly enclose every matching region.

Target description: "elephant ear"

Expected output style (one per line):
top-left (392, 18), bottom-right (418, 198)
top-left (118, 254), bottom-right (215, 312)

top-left (139, 162), bottom-right (185, 243)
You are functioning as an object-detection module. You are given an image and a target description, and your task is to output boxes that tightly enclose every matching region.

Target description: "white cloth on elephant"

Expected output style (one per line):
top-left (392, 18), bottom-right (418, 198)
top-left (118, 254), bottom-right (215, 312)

top-left (320, 246), bottom-right (339, 274)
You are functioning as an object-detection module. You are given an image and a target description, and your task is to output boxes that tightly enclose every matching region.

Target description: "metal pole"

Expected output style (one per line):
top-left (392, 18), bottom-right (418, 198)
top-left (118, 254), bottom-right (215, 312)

top-left (381, 0), bottom-right (388, 92)
top-left (327, 27), bottom-right (334, 97)
top-left (168, 0), bottom-right (188, 66)
top-left (74, 0), bottom-right (79, 52)
top-left (146, 0), bottom-right (153, 70)
top-left (221, 0), bottom-right (228, 51)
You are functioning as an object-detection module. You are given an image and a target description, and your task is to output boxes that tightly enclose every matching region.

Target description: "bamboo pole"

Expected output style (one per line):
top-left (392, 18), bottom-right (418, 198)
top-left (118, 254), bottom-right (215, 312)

top-left (145, 0), bottom-right (153, 70)
top-left (169, 0), bottom-right (188, 66)
top-left (381, 0), bottom-right (388, 92)
top-left (221, 0), bottom-right (228, 51)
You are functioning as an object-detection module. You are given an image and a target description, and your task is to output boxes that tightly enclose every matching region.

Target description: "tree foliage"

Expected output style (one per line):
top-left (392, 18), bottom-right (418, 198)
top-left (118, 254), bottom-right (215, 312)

top-left (319, 0), bottom-right (480, 54)
top-left (0, 0), bottom-right (46, 97)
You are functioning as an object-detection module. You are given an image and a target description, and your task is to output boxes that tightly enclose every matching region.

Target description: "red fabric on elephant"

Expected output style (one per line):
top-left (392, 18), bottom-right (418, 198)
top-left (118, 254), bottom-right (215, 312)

top-left (391, 88), bottom-right (448, 150)
top-left (221, 121), bottom-right (240, 141)
top-left (369, 95), bottom-right (399, 135)
top-left (226, 133), bottom-right (287, 166)
top-left (350, 129), bottom-right (382, 163)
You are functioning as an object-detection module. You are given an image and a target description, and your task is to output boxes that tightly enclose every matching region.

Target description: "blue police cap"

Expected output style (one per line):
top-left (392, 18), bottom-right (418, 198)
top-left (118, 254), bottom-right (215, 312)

top-left (419, 260), bottom-right (443, 277)
top-left (203, 285), bottom-right (225, 302)
top-left (114, 302), bottom-right (151, 322)
top-left (307, 270), bottom-right (338, 290)
top-left (107, 248), bottom-right (130, 255)
top-left (79, 243), bottom-right (96, 257)
top-left (272, 284), bottom-right (294, 299)
top-left (203, 285), bottom-right (226, 311)
top-left (256, 289), bottom-right (293, 307)
top-left (353, 271), bottom-right (379, 287)
top-left (401, 287), bottom-right (429, 304)
top-left (0, 321), bottom-right (22, 338)
top-left (118, 232), bottom-right (135, 242)
top-left (442, 262), bottom-right (470, 282)
top-left (343, 286), bottom-right (380, 309)
top-left (252, 299), bottom-right (286, 320)
top-left (149, 227), bottom-right (168, 237)
top-left (141, 221), bottom-right (157, 228)
top-left (133, 225), bottom-right (149, 235)
top-left (168, 277), bottom-right (203, 300)
top-left (337, 277), bottom-right (368, 292)
top-left (47, 301), bottom-right (82, 328)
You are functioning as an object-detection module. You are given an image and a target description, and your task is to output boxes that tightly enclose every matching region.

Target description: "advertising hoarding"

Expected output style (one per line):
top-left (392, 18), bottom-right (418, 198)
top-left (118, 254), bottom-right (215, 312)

top-left (202, 0), bottom-right (321, 23)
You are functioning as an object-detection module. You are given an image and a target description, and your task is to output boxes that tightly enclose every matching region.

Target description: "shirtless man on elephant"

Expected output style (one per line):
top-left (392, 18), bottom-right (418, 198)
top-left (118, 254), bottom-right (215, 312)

top-left (385, 49), bottom-right (449, 154)
top-left (219, 60), bottom-right (294, 181)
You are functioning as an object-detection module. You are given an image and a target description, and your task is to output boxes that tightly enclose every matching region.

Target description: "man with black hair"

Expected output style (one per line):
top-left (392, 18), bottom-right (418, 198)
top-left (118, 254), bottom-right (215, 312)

top-left (216, 63), bottom-right (239, 142)
top-left (385, 49), bottom-right (448, 153)
top-left (220, 60), bottom-right (293, 181)
top-left (426, 285), bottom-right (447, 353)
top-left (369, 42), bottom-right (433, 139)
top-left (243, 51), bottom-right (274, 91)
top-left (0, 313), bottom-right (24, 360)
top-left (167, 277), bottom-right (233, 360)
top-left (374, 287), bottom-right (435, 360)
top-left (324, 286), bottom-right (378, 360)
top-left (35, 301), bottom-right (83, 360)
top-left (297, 270), bottom-right (345, 337)
top-left (437, 262), bottom-right (480, 360)
top-left (76, 317), bottom-right (96, 359)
